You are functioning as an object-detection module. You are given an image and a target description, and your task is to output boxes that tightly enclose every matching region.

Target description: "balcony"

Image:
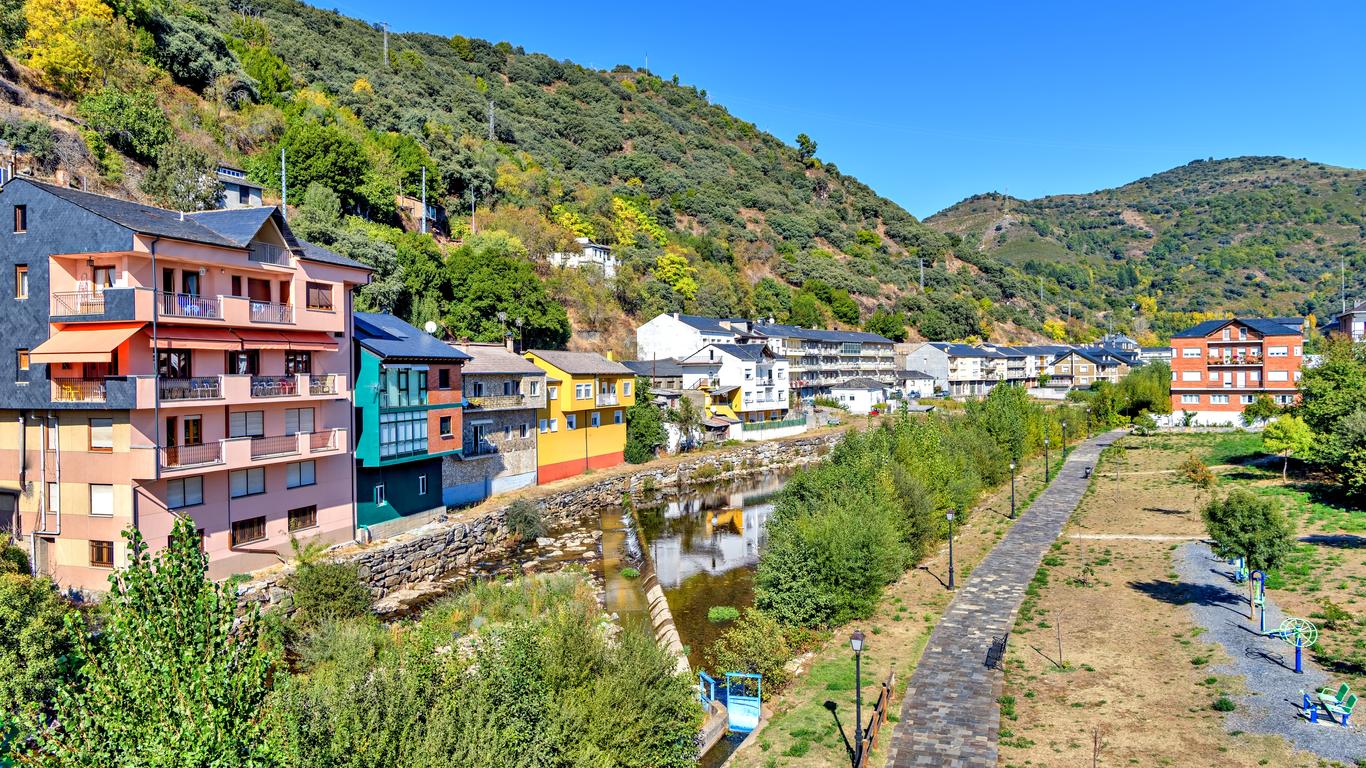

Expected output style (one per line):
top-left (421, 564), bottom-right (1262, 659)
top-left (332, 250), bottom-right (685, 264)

top-left (51, 291), bottom-right (105, 317)
top-left (464, 438), bottom-right (499, 457)
top-left (158, 292), bottom-right (221, 320)
top-left (249, 300), bottom-right (293, 324)
top-left (49, 287), bottom-right (144, 322)
top-left (52, 378), bottom-right (109, 403)
top-left (308, 375), bottom-right (336, 395)
top-left (466, 393), bottom-right (525, 410)
top-left (248, 241), bottom-right (290, 266)
top-left (159, 377), bottom-right (223, 401)
top-left (596, 392), bottom-right (618, 406)
top-left (161, 442), bottom-right (223, 469)
top-left (308, 429), bottom-right (340, 453)
top-left (250, 375), bottom-right (298, 398)
top-left (250, 434), bottom-right (300, 459)
top-left (741, 416), bottom-right (807, 432)
top-left (1209, 356), bottom-right (1263, 366)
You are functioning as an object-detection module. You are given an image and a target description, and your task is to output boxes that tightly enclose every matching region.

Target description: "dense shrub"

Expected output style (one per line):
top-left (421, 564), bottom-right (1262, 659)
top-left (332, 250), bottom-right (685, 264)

top-left (505, 499), bottom-right (547, 541)
top-left (0, 570), bottom-right (73, 716)
top-left (285, 559), bottom-right (372, 631)
top-left (706, 609), bottom-right (792, 698)
top-left (77, 87), bottom-right (172, 162)
top-left (140, 143), bottom-right (223, 211)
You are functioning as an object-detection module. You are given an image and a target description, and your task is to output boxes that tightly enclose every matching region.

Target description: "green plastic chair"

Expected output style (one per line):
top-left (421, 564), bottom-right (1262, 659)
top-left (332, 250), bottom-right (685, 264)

top-left (1325, 693), bottom-right (1356, 727)
top-left (1318, 682), bottom-right (1349, 709)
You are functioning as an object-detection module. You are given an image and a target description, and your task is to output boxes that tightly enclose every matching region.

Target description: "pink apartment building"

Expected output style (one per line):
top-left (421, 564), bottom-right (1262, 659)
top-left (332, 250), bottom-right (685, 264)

top-left (0, 179), bottom-right (370, 593)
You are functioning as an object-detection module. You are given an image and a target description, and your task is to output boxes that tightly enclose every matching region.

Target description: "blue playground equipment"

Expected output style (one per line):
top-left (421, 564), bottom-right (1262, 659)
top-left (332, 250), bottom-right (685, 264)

top-left (1249, 570), bottom-right (1267, 633)
top-left (1230, 556), bottom-right (1249, 584)
top-left (698, 671), bottom-right (763, 734)
top-left (1265, 617), bottom-right (1318, 674)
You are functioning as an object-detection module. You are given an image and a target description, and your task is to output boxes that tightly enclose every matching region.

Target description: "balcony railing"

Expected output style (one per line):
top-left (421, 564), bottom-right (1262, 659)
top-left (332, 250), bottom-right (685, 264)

top-left (159, 377), bottom-right (222, 401)
top-left (596, 392), bottom-right (618, 406)
top-left (249, 300), bottom-right (293, 324)
top-left (250, 375), bottom-right (297, 398)
top-left (466, 393), bottom-right (525, 409)
top-left (52, 378), bottom-right (107, 402)
top-left (158, 292), bottom-right (221, 319)
top-left (248, 241), bottom-right (290, 266)
top-left (308, 375), bottom-right (336, 395)
top-left (308, 429), bottom-right (339, 452)
top-left (1210, 356), bottom-right (1263, 366)
top-left (464, 438), bottom-right (499, 457)
top-left (741, 416), bottom-right (808, 432)
top-left (250, 434), bottom-right (300, 459)
top-left (51, 291), bottom-right (104, 317)
top-left (161, 442), bottom-right (222, 469)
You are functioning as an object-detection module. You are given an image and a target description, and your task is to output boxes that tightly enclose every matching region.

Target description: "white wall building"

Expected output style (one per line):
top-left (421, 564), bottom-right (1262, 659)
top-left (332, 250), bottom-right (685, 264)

top-left (635, 313), bottom-right (748, 362)
top-left (678, 343), bottom-right (790, 420)
top-left (829, 377), bottom-right (890, 415)
top-left (896, 370), bottom-right (941, 399)
top-left (548, 237), bottom-right (618, 277)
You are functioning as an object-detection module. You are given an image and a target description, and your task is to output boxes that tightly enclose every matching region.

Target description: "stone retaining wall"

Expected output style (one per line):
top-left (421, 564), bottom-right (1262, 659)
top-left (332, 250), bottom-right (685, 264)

top-left (238, 432), bottom-right (840, 611)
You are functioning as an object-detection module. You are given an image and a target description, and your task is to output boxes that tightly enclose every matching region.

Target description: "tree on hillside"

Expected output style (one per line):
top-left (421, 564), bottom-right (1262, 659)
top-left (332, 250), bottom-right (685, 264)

top-left (140, 143), bottom-right (223, 211)
top-left (829, 289), bottom-right (859, 324)
top-left (1200, 489), bottom-right (1296, 571)
top-left (795, 133), bottom-right (817, 164)
top-left (17, 517), bottom-right (275, 766)
top-left (625, 378), bottom-right (667, 463)
top-left (863, 308), bottom-right (907, 342)
top-left (1262, 414), bottom-right (1313, 481)
top-left (78, 87), bottom-right (172, 162)
top-left (441, 231), bottom-right (571, 349)
top-left (788, 290), bottom-right (826, 329)
top-left (751, 277), bottom-right (790, 322)
top-left (278, 120), bottom-right (370, 210)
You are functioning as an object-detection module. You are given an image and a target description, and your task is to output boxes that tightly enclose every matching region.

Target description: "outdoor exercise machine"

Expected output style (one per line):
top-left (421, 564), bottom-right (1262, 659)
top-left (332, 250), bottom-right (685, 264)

top-left (1306, 683), bottom-right (1357, 727)
top-left (1265, 617), bottom-right (1318, 674)
top-left (1230, 555), bottom-right (1249, 584)
top-left (1248, 570), bottom-right (1267, 633)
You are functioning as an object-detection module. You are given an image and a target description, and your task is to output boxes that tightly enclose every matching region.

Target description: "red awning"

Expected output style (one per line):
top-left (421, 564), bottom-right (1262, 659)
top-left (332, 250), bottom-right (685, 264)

top-left (233, 329), bottom-right (291, 349)
top-left (31, 323), bottom-right (143, 364)
top-left (285, 331), bottom-right (339, 352)
top-left (153, 326), bottom-right (241, 351)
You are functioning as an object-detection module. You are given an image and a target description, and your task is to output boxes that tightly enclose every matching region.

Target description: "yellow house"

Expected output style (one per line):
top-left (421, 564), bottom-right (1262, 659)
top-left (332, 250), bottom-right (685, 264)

top-left (524, 350), bottom-right (635, 483)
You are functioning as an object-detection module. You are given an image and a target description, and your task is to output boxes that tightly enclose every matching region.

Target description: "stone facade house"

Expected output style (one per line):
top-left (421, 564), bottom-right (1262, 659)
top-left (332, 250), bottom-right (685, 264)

top-left (442, 341), bottom-right (545, 505)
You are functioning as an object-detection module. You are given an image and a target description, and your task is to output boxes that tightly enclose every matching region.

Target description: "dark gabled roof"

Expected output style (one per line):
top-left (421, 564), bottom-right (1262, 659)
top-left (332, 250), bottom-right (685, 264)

top-left (621, 358), bottom-right (687, 377)
top-left (983, 346), bottom-right (1027, 359)
top-left (1058, 348), bottom-right (1122, 367)
top-left (354, 313), bottom-right (471, 362)
top-left (663, 313), bottom-right (743, 334)
top-left (1014, 344), bottom-right (1073, 355)
top-left (708, 343), bottom-right (771, 361)
top-left (928, 342), bottom-right (995, 358)
top-left (21, 179), bottom-right (240, 247)
top-left (527, 349), bottom-right (633, 376)
top-left (1172, 317), bottom-right (1301, 339)
top-left (832, 377), bottom-right (887, 390)
top-left (297, 239), bottom-right (368, 270)
top-left (898, 369), bottom-right (936, 380)
top-left (754, 322), bottom-right (893, 344)
top-left (185, 207), bottom-right (281, 247)
top-left (451, 343), bottom-right (544, 375)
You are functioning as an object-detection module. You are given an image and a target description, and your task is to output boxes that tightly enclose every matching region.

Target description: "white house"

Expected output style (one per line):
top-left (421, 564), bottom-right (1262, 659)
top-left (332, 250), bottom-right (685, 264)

top-left (548, 236), bottom-right (618, 277)
top-left (829, 377), bottom-right (889, 415)
top-left (635, 313), bottom-right (750, 362)
top-left (896, 369), bottom-right (941, 399)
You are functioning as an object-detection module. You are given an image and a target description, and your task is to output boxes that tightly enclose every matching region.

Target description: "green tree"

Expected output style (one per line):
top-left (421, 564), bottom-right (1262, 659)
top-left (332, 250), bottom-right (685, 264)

top-left (77, 87), bottom-right (172, 162)
top-left (278, 120), bottom-right (370, 210)
top-left (290, 183), bottom-right (343, 245)
top-left (863, 308), bottom-right (907, 342)
top-left (1200, 489), bottom-right (1296, 571)
top-left (18, 517), bottom-right (275, 767)
top-left (0, 571), bottom-right (73, 719)
top-left (751, 277), bottom-right (790, 322)
top-left (1262, 414), bottom-right (1314, 481)
top-left (706, 609), bottom-right (790, 698)
top-left (666, 395), bottom-right (704, 452)
top-left (140, 143), bottom-right (223, 211)
top-left (1240, 393), bottom-right (1281, 426)
top-left (441, 231), bottom-right (571, 349)
top-left (0, 0), bottom-right (25, 52)
top-left (829, 288), bottom-right (859, 324)
top-left (795, 133), bottom-right (817, 163)
top-left (787, 290), bottom-right (826, 328)
top-left (625, 378), bottom-right (667, 463)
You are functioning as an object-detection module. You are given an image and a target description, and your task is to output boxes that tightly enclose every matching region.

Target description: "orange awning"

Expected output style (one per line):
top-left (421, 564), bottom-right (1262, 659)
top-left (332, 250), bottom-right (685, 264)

top-left (31, 323), bottom-right (143, 364)
top-left (233, 329), bottom-right (291, 349)
top-left (153, 327), bottom-right (241, 351)
top-left (285, 331), bottom-right (339, 352)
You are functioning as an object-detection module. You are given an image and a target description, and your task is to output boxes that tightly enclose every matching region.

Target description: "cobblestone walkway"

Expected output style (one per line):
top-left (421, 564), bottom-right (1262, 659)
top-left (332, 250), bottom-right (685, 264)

top-left (886, 431), bottom-right (1119, 768)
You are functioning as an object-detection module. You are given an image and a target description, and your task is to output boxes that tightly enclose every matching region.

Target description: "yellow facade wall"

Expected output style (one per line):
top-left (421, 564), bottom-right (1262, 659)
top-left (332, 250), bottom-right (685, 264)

top-left (524, 354), bottom-right (633, 483)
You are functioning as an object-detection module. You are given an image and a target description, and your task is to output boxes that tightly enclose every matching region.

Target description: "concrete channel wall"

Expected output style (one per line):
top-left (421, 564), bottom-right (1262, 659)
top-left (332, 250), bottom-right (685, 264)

top-left (238, 432), bottom-right (840, 611)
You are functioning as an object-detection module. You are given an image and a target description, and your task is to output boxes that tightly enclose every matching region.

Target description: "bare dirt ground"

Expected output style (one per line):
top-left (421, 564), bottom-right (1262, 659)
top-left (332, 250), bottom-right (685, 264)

top-left (998, 432), bottom-right (1358, 768)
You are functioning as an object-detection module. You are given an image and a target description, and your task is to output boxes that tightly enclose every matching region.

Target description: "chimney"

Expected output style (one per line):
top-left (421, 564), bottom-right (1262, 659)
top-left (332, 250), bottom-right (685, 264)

top-left (504, 334), bottom-right (515, 353)
top-left (606, 351), bottom-right (615, 361)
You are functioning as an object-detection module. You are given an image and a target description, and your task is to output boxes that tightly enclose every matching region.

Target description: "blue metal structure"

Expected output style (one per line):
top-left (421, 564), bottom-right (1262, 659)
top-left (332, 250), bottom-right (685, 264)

top-left (1250, 570), bottom-right (1267, 633)
top-left (725, 672), bottom-right (762, 733)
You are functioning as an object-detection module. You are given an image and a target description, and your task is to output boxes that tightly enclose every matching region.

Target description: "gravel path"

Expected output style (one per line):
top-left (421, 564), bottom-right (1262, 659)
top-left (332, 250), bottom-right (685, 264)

top-left (1173, 542), bottom-right (1364, 762)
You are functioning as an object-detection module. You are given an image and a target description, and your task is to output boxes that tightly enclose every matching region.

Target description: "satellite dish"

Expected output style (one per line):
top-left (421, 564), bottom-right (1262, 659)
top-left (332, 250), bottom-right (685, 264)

top-left (424, 321), bottom-right (438, 334)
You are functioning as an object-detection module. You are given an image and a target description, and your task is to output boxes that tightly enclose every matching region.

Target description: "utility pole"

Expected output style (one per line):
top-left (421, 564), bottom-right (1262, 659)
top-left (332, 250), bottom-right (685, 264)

top-left (381, 22), bottom-right (389, 67)
top-left (1342, 254), bottom-right (1347, 313)
top-left (469, 188), bottom-right (476, 235)
top-left (486, 100), bottom-right (495, 140)
top-left (279, 146), bottom-right (287, 220)
top-left (1039, 277), bottom-right (1044, 305)
top-left (420, 166), bottom-right (427, 234)
top-left (919, 257), bottom-right (924, 291)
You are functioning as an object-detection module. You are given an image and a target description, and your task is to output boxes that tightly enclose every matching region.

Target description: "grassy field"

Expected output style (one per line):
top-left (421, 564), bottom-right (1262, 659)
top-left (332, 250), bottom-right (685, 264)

top-left (998, 431), bottom-right (1364, 768)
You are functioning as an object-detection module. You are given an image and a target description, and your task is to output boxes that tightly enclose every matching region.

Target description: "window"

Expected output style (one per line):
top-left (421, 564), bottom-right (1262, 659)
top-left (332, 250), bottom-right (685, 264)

top-left (231, 275), bottom-right (243, 296)
top-left (230, 516), bottom-right (266, 546)
top-left (378, 410), bottom-right (428, 459)
top-left (285, 408), bottom-right (314, 435)
top-left (591, 411), bottom-right (601, 428)
top-left (158, 350), bottom-right (192, 378)
top-left (1241, 395), bottom-right (1256, 405)
top-left (47, 482), bottom-right (59, 513)
top-left (373, 484), bottom-right (386, 506)
top-left (575, 383), bottom-right (591, 399)
top-left (284, 352), bottom-right (312, 375)
top-left (1276, 394), bottom-right (1295, 405)
top-left (539, 418), bottom-right (548, 433)
top-left (230, 467), bottom-right (265, 498)
top-left (1293, 346), bottom-right (1302, 357)
top-left (418, 475), bottom-right (428, 496)
top-left (16, 348), bottom-right (27, 375)
top-left (1221, 328), bottom-right (1230, 341)
top-left (438, 368), bottom-right (450, 389)
top-left (1181, 370), bottom-right (1200, 382)
top-left (229, 411), bottom-right (265, 438)
top-left (1267, 346), bottom-right (1289, 357)
top-left (89, 540), bottom-right (114, 568)
top-left (1211, 394), bottom-right (1229, 405)
top-left (14, 265), bottom-right (26, 299)
top-left (305, 282), bottom-right (333, 310)
top-left (226, 350), bottom-right (258, 375)
top-left (549, 418), bottom-right (559, 432)
top-left (623, 380), bottom-right (632, 397)
top-left (519, 423), bottom-right (529, 438)
top-left (93, 266), bottom-right (114, 289)
top-left (502, 380), bottom-right (515, 396)
top-left (614, 410), bottom-right (623, 425)
top-left (548, 386), bottom-right (558, 399)
top-left (397, 368), bottom-right (410, 406)
top-left (167, 476), bottom-right (203, 508)
top-left (566, 414), bottom-right (577, 430)
top-left (417, 372), bottom-right (428, 404)
top-left (237, 184), bottom-right (249, 206)
top-left (529, 380), bottom-right (540, 396)
top-left (1181, 347), bottom-right (1202, 358)
top-left (440, 415), bottom-right (453, 437)
top-left (90, 484), bottom-right (114, 517)
top-left (1268, 370), bottom-right (1289, 382)
top-left (1181, 394), bottom-right (1200, 405)
top-left (89, 418), bottom-right (113, 451)
top-left (288, 505), bottom-right (317, 532)
top-left (13, 205), bottom-right (26, 233)
top-left (286, 460), bottom-right (316, 489)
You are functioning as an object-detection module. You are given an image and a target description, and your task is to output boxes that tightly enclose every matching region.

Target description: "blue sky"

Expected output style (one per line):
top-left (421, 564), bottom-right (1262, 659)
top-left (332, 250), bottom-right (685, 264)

top-left (327, 1), bottom-right (1365, 218)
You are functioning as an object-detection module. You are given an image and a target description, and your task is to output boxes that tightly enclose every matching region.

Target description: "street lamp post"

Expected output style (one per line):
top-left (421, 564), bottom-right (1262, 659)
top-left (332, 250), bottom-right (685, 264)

top-left (946, 510), bottom-right (956, 590)
top-left (850, 630), bottom-right (866, 767)
top-left (1044, 437), bottom-right (1051, 483)
top-left (1010, 461), bottom-right (1017, 518)
top-left (1062, 420), bottom-right (1068, 453)
top-left (1085, 407), bottom-right (1091, 439)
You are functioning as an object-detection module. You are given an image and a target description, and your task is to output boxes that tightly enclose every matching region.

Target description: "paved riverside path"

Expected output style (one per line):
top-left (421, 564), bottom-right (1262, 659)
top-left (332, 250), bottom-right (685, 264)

top-left (886, 431), bottom-right (1120, 768)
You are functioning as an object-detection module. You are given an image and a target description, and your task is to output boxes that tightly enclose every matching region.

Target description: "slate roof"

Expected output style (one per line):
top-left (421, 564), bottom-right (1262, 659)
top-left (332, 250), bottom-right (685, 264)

top-left (666, 313), bottom-right (745, 334)
top-left (451, 343), bottom-right (544, 375)
top-left (708, 343), bottom-right (770, 361)
top-left (185, 207), bottom-right (280, 247)
top-left (296, 240), bottom-right (368, 270)
top-left (929, 342), bottom-right (997, 358)
top-left (621, 359), bottom-right (687, 377)
top-left (527, 349), bottom-right (632, 376)
top-left (1173, 318), bottom-right (1301, 338)
top-left (24, 179), bottom-right (240, 247)
top-left (898, 369), bottom-right (936, 380)
top-left (354, 313), bottom-right (471, 361)
top-left (1014, 345), bottom-right (1073, 356)
top-left (755, 322), bottom-right (893, 344)
top-left (833, 377), bottom-right (887, 390)
top-left (1056, 348), bottom-right (1123, 367)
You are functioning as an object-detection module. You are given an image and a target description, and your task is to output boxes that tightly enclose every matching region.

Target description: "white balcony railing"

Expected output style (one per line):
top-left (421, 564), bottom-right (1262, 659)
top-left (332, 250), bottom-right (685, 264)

top-left (158, 292), bottom-right (221, 319)
top-left (249, 300), bottom-right (293, 324)
top-left (596, 392), bottom-right (618, 406)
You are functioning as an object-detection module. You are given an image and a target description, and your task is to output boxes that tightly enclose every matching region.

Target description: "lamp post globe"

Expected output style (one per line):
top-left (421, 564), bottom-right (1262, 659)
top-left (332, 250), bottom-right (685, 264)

top-left (1009, 461), bottom-right (1017, 519)
top-left (1044, 437), bottom-right (1051, 482)
top-left (946, 510), bottom-right (956, 591)
top-left (850, 630), bottom-right (867, 765)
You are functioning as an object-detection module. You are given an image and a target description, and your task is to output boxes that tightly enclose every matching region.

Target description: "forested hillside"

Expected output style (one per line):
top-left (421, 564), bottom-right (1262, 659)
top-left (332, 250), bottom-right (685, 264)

top-left (928, 157), bottom-right (1366, 339)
